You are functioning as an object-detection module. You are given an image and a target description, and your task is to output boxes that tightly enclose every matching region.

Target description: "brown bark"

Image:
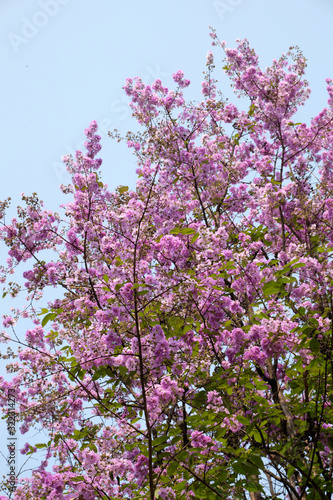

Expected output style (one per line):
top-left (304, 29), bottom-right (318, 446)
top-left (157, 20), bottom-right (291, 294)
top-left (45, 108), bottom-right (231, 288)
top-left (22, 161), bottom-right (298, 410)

top-left (249, 492), bottom-right (262, 500)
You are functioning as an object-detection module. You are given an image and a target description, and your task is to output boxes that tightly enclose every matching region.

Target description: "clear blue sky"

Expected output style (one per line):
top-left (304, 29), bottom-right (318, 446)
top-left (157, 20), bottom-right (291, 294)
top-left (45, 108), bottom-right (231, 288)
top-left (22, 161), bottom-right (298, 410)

top-left (1, 0), bottom-right (333, 491)
top-left (1, 0), bottom-right (333, 211)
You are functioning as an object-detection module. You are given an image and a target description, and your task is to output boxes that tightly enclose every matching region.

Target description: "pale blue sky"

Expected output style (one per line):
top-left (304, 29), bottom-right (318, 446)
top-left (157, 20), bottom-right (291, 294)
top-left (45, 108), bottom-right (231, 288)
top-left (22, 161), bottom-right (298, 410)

top-left (1, 0), bottom-right (333, 491)
top-left (1, 0), bottom-right (333, 212)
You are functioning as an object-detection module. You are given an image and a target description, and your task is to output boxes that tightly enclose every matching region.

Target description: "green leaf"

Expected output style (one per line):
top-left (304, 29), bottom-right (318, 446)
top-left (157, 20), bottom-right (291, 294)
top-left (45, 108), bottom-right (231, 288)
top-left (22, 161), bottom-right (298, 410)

top-left (103, 274), bottom-right (109, 283)
top-left (53, 434), bottom-right (62, 445)
top-left (249, 429), bottom-right (262, 442)
top-left (171, 435), bottom-right (182, 445)
top-left (180, 228), bottom-right (196, 235)
top-left (45, 330), bottom-right (58, 340)
top-left (224, 262), bottom-right (237, 270)
top-left (246, 481), bottom-right (264, 493)
top-left (119, 365), bottom-right (127, 377)
top-left (41, 312), bottom-right (57, 327)
top-left (35, 443), bottom-right (47, 449)
top-left (38, 308), bottom-right (49, 316)
top-left (26, 445), bottom-right (36, 455)
top-left (192, 484), bottom-right (209, 497)
top-left (190, 232), bottom-right (199, 244)
top-left (167, 462), bottom-right (179, 475)
top-left (237, 415), bottom-right (250, 426)
top-left (249, 454), bottom-right (265, 470)
top-left (309, 317), bottom-right (319, 327)
top-left (118, 185), bottom-right (129, 194)
top-left (262, 281), bottom-right (283, 295)
top-left (287, 465), bottom-right (295, 478)
top-left (176, 450), bottom-right (188, 461)
top-left (60, 345), bottom-right (72, 353)
top-left (153, 435), bottom-right (168, 446)
top-left (174, 480), bottom-right (187, 491)
top-left (72, 476), bottom-right (85, 482)
top-left (248, 103), bottom-right (256, 116)
top-left (115, 282), bottom-right (126, 292)
top-left (309, 338), bottom-right (320, 353)
top-left (234, 461), bottom-right (259, 476)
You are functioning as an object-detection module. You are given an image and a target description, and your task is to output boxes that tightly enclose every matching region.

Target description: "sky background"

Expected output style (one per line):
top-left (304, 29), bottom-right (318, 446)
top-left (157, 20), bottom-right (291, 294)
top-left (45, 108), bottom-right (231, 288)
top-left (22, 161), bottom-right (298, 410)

top-left (1, 0), bottom-right (333, 492)
top-left (1, 0), bottom-right (333, 210)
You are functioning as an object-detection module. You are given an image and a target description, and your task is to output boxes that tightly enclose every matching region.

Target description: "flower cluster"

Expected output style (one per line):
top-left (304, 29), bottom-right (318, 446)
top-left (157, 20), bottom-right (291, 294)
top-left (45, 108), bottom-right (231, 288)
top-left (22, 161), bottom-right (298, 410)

top-left (1, 33), bottom-right (333, 499)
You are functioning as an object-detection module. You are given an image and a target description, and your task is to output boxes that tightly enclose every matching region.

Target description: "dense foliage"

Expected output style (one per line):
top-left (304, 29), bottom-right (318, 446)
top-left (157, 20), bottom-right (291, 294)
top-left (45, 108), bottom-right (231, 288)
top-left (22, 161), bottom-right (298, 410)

top-left (1, 30), bottom-right (333, 499)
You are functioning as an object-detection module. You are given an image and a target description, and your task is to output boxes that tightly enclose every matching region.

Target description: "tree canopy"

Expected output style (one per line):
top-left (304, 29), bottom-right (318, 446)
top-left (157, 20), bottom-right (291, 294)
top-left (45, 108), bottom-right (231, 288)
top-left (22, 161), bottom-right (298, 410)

top-left (1, 30), bottom-right (333, 499)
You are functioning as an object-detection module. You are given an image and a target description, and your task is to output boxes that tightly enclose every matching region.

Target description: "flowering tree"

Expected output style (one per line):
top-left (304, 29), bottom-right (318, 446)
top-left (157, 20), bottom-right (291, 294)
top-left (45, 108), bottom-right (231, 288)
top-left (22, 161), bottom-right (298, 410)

top-left (1, 30), bottom-right (333, 499)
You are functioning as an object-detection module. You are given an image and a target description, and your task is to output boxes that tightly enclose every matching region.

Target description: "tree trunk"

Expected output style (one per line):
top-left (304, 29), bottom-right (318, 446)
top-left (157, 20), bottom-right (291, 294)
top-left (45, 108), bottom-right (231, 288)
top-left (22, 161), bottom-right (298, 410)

top-left (249, 492), bottom-right (262, 500)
